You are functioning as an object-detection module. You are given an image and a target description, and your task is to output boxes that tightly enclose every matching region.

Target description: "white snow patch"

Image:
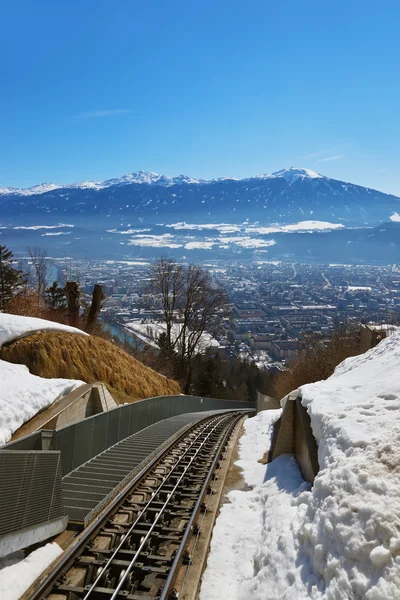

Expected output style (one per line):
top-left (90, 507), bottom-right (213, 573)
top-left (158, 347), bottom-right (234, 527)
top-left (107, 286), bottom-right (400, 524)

top-left (251, 167), bottom-right (323, 183)
top-left (0, 542), bottom-right (63, 599)
top-left (0, 359), bottom-right (83, 445)
top-left (0, 313), bottom-right (87, 348)
top-left (273, 167), bottom-right (323, 181)
top-left (0, 184), bottom-right (60, 196)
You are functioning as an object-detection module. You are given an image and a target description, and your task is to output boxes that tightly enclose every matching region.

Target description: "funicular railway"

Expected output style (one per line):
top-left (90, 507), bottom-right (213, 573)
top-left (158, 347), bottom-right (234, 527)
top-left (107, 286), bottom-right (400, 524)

top-left (1, 392), bottom-right (253, 600)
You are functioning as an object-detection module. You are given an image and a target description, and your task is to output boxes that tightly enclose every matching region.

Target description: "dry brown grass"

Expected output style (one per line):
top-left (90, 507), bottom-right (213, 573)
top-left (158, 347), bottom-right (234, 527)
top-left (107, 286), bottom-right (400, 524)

top-left (1, 331), bottom-right (181, 404)
top-left (272, 322), bottom-right (384, 400)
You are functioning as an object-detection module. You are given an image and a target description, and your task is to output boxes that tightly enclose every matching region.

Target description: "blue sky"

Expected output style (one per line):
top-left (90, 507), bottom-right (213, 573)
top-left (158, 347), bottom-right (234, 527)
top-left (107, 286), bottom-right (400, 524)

top-left (2, 0), bottom-right (400, 194)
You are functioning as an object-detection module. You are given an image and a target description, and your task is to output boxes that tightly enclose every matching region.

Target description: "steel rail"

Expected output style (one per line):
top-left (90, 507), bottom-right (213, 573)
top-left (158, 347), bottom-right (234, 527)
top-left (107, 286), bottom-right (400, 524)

top-left (30, 414), bottom-right (221, 600)
top-left (159, 412), bottom-right (240, 600)
top-left (84, 414), bottom-right (228, 599)
top-left (108, 413), bottom-right (233, 599)
top-left (177, 424), bottom-right (231, 598)
top-left (30, 411), bottom-right (244, 600)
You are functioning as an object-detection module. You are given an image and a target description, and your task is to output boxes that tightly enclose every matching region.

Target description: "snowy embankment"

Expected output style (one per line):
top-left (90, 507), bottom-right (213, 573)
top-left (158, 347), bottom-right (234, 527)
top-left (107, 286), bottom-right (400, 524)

top-left (0, 360), bottom-right (84, 445)
top-left (0, 543), bottom-right (63, 600)
top-left (0, 313), bottom-right (86, 445)
top-left (0, 312), bottom-right (87, 348)
top-left (201, 328), bottom-right (400, 599)
top-left (199, 409), bottom-right (286, 599)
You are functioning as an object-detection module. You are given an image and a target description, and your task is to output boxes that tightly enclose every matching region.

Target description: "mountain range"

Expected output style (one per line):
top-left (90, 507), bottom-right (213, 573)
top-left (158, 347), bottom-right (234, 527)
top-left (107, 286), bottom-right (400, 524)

top-left (1, 167), bottom-right (400, 263)
top-left (0, 167), bottom-right (399, 226)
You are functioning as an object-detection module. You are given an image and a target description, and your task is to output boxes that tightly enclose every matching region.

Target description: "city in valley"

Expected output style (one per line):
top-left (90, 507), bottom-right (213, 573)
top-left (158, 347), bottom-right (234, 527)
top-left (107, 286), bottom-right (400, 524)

top-left (60, 258), bottom-right (400, 371)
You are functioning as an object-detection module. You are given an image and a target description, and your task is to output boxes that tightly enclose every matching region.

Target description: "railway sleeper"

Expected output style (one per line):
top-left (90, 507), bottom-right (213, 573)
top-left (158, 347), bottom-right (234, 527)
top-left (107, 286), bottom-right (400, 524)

top-left (54, 584), bottom-right (143, 599)
top-left (96, 548), bottom-right (174, 564)
top-left (32, 413), bottom-right (244, 600)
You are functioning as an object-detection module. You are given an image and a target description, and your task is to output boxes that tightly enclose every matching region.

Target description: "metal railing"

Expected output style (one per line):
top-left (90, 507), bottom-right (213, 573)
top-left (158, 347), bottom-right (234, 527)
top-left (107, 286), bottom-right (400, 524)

top-left (3, 395), bottom-right (254, 476)
top-left (0, 450), bottom-right (66, 557)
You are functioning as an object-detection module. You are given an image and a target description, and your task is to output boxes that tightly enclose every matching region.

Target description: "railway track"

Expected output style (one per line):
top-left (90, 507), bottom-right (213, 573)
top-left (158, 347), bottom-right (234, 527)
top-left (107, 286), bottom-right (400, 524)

top-left (31, 410), bottom-right (246, 600)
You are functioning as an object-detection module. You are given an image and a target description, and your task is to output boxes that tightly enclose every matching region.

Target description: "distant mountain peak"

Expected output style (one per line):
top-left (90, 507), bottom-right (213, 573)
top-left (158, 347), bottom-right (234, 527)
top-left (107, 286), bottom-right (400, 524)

top-left (270, 167), bottom-right (323, 182)
top-left (0, 182), bottom-right (61, 196)
top-left (0, 166), bottom-right (345, 196)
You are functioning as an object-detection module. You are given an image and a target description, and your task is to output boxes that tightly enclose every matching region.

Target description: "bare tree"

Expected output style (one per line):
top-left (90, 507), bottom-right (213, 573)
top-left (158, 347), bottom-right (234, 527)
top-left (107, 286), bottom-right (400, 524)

top-left (148, 257), bottom-right (227, 392)
top-left (65, 281), bottom-right (80, 327)
top-left (148, 257), bottom-right (183, 356)
top-left (85, 284), bottom-right (105, 333)
top-left (28, 246), bottom-right (50, 302)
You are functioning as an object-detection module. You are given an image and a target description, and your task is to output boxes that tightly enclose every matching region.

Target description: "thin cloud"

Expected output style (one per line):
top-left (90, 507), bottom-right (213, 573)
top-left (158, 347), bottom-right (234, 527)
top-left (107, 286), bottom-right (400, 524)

top-left (73, 109), bottom-right (132, 119)
top-left (297, 151), bottom-right (324, 160)
top-left (294, 145), bottom-right (345, 162)
top-left (316, 154), bottom-right (345, 164)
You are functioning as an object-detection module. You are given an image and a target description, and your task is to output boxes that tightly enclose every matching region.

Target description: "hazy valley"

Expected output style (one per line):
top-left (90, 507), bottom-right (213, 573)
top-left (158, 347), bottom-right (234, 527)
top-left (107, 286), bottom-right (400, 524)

top-left (2, 167), bottom-right (400, 263)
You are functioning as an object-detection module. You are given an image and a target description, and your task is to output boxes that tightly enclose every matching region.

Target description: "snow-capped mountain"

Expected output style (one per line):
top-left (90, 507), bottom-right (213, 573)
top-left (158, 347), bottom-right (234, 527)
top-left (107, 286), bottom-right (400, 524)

top-left (0, 167), bottom-right (398, 228)
top-left (0, 182), bottom-right (61, 196)
top-left (1, 166), bottom-right (400, 263)
top-left (0, 169), bottom-right (207, 195)
top-left (0, 167), bottom-right (324, 195)
top-left (266, 167), bottom-right (322, 182)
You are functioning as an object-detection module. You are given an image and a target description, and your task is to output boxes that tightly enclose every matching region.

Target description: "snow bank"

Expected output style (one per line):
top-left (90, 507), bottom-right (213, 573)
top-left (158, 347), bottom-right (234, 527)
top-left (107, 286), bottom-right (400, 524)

top-left (199, 409), bottom-right (285, 599)
top-left (0, 360), bottom-right (84, 445)
top-left (295, 328), bottom-right (400, 598)
top-left (0, 313), bottom-right (86, 444)
top-left (0, 313), bottom-right (87, 348)
top-left (0, 542), bottom-right (63, 599)
top-left (201, 329), bottom-right (400, 599)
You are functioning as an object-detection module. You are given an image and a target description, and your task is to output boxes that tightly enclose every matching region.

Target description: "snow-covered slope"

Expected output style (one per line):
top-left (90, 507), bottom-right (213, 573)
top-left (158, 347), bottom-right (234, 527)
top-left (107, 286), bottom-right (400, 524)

top-left (0, 542), bottom-right (63, 600)
top-left (0, 183), bottom-right (60, 196)
top-left (262, 167), bottom-right (323, 182)
top-left (0, 313), bottom-right (88, 348)
top-left (0, 313), bottom-right (87, 444)
top-left (0, 360), bottom-right (84, 445)
top-left (201, 328), bottom-right (400, 600)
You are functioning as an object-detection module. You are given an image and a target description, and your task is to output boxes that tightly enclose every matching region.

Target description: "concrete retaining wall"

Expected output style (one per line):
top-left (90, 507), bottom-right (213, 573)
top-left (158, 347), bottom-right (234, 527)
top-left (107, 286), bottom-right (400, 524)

top-left (268, 393), bottom-right (319, 483)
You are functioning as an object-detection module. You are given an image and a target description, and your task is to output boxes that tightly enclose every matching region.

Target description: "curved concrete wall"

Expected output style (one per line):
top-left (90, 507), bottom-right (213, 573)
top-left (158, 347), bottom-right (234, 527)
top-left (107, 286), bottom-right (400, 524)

top-left (268, 393), bottom-right (319, 484)
top-left (11, 383), bottom-right (117, 441)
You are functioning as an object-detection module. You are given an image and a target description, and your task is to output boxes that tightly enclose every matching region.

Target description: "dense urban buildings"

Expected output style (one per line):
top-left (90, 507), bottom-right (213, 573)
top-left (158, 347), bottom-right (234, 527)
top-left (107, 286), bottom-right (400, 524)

top-left (55, 259), bottom-right (400, 372)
